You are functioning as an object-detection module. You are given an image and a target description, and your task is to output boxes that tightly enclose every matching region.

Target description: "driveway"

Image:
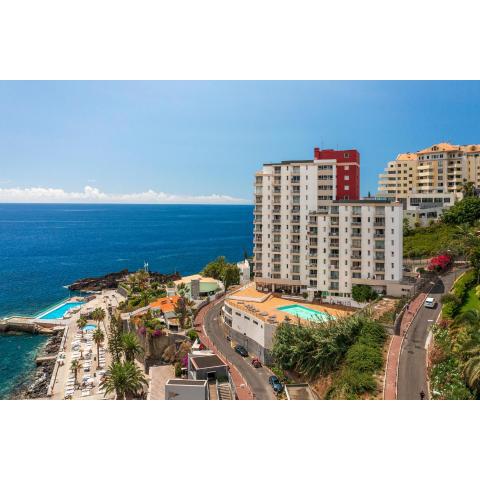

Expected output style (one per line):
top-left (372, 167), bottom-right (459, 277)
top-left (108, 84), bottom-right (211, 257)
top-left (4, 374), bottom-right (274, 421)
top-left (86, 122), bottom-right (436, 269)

top-left (397, 269), bottom-right (462, 400)
top-left (203, 301), bottom-right (276, 400)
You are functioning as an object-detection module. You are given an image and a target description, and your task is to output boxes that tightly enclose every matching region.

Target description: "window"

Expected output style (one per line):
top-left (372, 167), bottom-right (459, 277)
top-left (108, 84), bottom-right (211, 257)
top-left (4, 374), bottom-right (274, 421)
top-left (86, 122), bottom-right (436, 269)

top-left (345, 166), bottom-right (349, 171)
top-left (345, 185), bottom-right (350, 191)
top-left (344, 175), bottom-right (350, 180)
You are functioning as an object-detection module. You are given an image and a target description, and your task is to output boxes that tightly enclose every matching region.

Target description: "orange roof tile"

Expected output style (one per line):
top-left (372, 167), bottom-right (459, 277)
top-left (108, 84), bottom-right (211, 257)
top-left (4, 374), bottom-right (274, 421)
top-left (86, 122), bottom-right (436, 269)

top-left (149, 295), bottom-right (180, 313)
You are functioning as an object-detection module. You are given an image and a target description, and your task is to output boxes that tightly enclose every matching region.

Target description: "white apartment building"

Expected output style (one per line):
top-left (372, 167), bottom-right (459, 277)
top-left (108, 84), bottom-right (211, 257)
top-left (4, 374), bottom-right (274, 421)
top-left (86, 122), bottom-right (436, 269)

top-left (305, 200), bottom-right (404, 302)
top-left (253, 158), bottom-right (405, 304)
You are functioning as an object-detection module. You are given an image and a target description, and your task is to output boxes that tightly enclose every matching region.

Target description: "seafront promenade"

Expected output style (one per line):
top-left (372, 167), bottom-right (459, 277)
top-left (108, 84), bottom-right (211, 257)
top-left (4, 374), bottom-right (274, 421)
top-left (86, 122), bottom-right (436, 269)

top-left (50, 290), bottom-right (123, 400)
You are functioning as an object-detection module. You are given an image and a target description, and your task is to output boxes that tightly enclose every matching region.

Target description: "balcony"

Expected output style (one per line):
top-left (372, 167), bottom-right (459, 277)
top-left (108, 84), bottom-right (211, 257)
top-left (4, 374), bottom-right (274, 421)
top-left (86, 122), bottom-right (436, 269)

top-left (329, 283), bottom-right (339, 291)
top-left (329, 253), bottom-right (339, 258)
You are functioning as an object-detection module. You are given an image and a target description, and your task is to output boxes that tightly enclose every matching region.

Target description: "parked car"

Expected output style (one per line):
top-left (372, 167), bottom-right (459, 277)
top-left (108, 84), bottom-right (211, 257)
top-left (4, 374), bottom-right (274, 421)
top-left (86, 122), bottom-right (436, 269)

top-left (235, 345), bottom-right (248, 357)
top-left (251, 357), bottom-right (262, 368)
top-left (268, 375), bottom-right (284, 394)
top-left (424, 297), bottom-right (437, 309)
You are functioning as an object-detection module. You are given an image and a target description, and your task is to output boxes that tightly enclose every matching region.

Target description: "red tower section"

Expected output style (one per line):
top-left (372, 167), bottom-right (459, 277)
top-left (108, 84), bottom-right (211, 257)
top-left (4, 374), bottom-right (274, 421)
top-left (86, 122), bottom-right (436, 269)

top-left (314, 148), bottom-right (360, 200)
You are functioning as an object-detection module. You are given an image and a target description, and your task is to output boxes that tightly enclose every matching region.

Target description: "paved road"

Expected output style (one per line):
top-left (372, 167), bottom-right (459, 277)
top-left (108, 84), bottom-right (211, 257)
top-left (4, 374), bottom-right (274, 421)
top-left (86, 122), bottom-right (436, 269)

top-left (397, 269), bottom-right (461, 400)
top-left (203, 301), bottom-right (276, 400)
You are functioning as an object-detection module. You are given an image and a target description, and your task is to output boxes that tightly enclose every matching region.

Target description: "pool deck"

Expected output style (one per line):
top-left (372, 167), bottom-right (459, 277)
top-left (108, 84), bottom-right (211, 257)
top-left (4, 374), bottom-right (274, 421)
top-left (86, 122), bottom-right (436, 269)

top-left (225, 284), bottom-right (354, 326)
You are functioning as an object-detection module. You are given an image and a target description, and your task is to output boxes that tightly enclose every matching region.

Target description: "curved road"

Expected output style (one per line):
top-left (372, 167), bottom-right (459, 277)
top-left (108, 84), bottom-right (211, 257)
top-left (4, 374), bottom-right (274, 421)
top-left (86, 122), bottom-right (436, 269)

top-left (397, 269), bottom-right (461, 400)
top-left (203, 301), bottom-right (276, 400)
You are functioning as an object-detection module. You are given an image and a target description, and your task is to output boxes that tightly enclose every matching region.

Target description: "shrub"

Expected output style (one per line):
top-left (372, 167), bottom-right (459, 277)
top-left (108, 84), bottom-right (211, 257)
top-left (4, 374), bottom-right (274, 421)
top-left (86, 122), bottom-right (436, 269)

top-left (345, 343), bottom-right (383, 373)
top-left (427, 254), bottom-right (452, 272)
top-left (174, 362), bottom-right (182, 378)
top-left (186, 329), bottom-right (199, 342)
top-left (357, 321), bottom-right (387, 346)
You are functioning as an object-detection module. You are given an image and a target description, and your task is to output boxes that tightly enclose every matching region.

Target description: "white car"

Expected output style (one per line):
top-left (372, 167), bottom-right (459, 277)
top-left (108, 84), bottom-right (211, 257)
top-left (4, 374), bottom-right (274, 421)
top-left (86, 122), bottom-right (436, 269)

top-left (424, 297), bottom-right (436, 309)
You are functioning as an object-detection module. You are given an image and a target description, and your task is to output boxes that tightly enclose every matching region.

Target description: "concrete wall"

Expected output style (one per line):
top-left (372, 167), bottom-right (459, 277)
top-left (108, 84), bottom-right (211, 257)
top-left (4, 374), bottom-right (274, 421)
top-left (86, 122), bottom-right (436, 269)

top-left (191, 364), bottom-right (229, 381)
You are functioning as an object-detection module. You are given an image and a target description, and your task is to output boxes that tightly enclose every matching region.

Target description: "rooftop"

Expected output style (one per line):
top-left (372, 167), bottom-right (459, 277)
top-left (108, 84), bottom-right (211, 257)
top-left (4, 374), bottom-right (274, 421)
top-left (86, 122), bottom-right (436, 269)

top-left (190, 354), bottom-right (227, 370)
top-left (285, 384), bottom-right (318, 400)
top-left (225, 283), bottom-right (352, 326)
top-left (150, 295), bottom-right (180, 313)
top-left (167, 379), bottom-right (207, 386)
top-left (174, 274), bottom-right (218, 286)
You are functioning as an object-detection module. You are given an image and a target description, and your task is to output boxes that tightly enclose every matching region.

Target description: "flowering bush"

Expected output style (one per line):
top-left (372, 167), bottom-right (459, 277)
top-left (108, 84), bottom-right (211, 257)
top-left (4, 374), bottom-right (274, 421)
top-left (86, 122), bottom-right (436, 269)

top-left (151, 329), bottom-right (165, 337)
top-left (181, 355), bottom-right (188, 368)
top-left (427, 254), bottom-right (452, 272)
top-left (138, 326), bottom-right (146, 336)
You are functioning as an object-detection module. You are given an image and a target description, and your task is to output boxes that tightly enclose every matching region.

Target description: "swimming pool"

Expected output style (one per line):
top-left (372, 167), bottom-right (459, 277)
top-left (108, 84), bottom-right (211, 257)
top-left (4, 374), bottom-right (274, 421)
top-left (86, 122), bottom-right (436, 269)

top-left (277, 304), bottom-right (335, 322)
top-left (83, 324), bottom-right (96, 331)
top-left (37, 301), bottom-right (85, 320)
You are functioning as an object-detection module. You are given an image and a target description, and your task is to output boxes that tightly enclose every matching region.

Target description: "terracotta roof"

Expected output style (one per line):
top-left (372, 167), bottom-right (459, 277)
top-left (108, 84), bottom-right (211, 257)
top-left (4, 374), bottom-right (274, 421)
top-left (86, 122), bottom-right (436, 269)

top-left (149, 296), bottom-right (180, 313)
top-left (418, 143), bottom-right (460, 154)
top-left (396, 153), bottom-right (417, 161)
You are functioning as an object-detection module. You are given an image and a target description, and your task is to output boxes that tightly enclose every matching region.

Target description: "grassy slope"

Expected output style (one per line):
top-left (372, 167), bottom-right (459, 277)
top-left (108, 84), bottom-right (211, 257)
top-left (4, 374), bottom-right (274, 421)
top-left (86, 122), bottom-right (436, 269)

top-left (460, 285), bottom-right (480, 313)
top-left (403, 223), bottom-right (462, 258)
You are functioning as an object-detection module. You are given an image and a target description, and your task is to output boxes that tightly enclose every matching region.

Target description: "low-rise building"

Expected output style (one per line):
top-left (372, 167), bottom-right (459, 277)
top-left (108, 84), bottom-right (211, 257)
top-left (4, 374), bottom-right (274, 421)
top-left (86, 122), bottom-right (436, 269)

top-left (188, 352), bottom-right (229, 381)
top-left (403, 192), bottom-right (458, 227)
top-left (285, 383), bottom-right (318, 400)
top-left (165, 379), bottom-right (209, 400)
top-left (223, 284), bottom-right (351, 364)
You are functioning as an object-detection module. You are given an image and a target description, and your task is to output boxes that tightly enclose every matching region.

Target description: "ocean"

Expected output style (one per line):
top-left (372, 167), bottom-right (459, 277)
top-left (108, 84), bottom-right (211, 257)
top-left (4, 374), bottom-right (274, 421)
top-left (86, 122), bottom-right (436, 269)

top-left (0, 203), bottom-right (253, 398)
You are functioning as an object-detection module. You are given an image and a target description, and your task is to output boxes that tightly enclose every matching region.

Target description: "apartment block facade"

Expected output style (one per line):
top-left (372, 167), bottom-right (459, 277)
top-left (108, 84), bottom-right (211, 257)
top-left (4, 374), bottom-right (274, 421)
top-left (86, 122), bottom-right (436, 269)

top-left (253, 148), bottom-right (404, 305)
top-left (378, 142), bottom-right (480, 199)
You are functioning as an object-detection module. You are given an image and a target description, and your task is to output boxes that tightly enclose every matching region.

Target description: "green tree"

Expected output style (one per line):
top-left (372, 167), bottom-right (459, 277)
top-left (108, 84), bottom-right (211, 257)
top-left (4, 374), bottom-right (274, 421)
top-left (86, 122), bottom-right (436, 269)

top-left (70, 359), bottom-right (81, 385)
top-left (442, 196), bottom-right (480, 226)
top-left (101, 361), bottom-right (148, 400)
top-left (76, 317), bottom-right (88, 335)
top-left (108, 315), bottom-right (124, 363)
top-left (202, 256), bottom-right (228, 279)
top-left (403, 217), bottom-right (413, 236)
top-left (92, 307), bottom-right (106, 325)
top-left (461, 180), bottom-right (476, 198)
top-left (121, 332), bottom-right (144, 362)
top-left (222, 263), bottom-right (240, 289)
top-left (92, 328), bottom-right (105, 368)
top-left (351, 285), bottom-right (378, 303)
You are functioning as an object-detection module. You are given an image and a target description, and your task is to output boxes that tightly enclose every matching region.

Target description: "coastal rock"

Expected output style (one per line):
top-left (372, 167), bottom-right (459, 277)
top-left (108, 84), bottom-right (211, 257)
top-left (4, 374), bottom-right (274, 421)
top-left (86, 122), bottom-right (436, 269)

top-left (68, 269), bottom-right (181, 292)
top-left (68, 269), bottom-right (130, 292)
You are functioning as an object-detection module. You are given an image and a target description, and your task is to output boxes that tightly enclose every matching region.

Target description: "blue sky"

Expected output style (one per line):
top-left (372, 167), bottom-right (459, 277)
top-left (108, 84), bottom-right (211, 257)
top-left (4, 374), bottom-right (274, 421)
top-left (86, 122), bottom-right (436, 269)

top-left (0, 81), bottom-right (479, 203)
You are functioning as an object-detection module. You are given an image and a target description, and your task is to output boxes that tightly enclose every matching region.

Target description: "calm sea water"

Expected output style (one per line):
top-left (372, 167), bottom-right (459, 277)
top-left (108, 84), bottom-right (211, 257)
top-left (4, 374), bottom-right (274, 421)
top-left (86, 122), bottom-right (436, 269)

top-left (0, 203), bottom-right (253, 398)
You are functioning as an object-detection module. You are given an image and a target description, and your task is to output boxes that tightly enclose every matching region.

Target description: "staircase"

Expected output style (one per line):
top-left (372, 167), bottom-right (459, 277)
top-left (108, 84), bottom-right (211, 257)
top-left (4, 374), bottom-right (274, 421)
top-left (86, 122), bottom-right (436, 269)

top-left (217, 382), bottom-right (233, 400)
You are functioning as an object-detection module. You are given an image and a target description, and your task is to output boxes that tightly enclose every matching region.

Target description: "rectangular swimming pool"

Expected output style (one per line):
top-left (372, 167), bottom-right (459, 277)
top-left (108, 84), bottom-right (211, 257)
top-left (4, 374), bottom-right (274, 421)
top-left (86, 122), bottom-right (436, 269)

top-left (37, 301), bottom-right (85, 320)
top-left (277, 304), bottom-right (335, 322)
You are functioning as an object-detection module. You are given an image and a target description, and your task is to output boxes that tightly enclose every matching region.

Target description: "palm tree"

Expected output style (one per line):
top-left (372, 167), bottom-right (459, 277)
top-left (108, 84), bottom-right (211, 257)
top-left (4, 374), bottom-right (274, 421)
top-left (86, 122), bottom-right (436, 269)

top-left (77, 317), bottom-right (88, 336)
top-left (92, 328), bottom-right (105, 368)
top-left (121, 332), bottom-right (143, 362)
top-left (101, 361), bottom-right (148, 399)
top-left (175, 294), bottom-right (194, 329)
top-left (463, 347), bottom-right (480, 390)
top-left (70, 359), bottom-right (81, 385)
top-left (92, 307), bottom-right (106, 326)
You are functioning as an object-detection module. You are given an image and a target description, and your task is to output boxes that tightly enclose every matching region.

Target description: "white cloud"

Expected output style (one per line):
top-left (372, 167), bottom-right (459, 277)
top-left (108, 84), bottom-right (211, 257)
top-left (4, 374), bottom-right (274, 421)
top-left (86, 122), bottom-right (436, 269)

top-left (0, 185), bottom-right (249, 204)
